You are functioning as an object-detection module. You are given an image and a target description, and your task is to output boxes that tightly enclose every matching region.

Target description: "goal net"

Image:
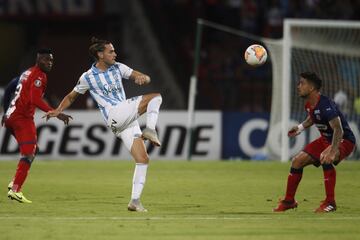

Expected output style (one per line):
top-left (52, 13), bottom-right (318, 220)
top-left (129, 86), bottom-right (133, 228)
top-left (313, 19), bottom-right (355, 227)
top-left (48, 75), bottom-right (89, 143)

top-left (266, 19), bottom-right (360, 161)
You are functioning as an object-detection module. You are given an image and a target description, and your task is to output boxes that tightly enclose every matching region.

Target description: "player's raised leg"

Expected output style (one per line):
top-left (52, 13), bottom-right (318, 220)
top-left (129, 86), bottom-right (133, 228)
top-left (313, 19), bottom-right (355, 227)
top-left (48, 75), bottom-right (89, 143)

top-left (137, 93), bottom-right (162, 146)
top-left (273, 151), bottom-right (314, 212)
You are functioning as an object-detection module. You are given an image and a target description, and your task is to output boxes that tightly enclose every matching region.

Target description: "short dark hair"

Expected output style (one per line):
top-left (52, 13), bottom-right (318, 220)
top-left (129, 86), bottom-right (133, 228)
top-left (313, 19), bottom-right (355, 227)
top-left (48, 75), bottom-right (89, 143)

top-left (300, 72), bottom-right (322, 90)
top-left (37, 48), bottom-right (53, 55)
top-left (89, 37), bottom-right (111, 61)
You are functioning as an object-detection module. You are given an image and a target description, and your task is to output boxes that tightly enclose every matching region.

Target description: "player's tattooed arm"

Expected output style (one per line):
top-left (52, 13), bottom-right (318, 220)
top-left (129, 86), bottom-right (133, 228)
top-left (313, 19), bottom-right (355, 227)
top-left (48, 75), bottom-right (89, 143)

top-left (329, 117), bottom-right (344, 151)
top-left (130, 70), bottom-right (151, 86)
top-left (320, 117), bottom-right (343, 164)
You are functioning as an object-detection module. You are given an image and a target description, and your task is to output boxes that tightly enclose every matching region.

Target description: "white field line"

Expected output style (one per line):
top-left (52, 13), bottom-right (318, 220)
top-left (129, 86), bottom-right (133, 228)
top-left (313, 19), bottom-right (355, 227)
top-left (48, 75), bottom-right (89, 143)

top-left (0, 216), bottom-right (360, 221)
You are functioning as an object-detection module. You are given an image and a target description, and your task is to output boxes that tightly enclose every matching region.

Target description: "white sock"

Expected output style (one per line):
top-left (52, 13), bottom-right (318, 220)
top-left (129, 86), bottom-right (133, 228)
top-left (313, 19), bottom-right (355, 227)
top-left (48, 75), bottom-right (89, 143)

top-left (146, 95), bottom-right (162, 130)
top-left (131, 163), bottom-right (148, 200)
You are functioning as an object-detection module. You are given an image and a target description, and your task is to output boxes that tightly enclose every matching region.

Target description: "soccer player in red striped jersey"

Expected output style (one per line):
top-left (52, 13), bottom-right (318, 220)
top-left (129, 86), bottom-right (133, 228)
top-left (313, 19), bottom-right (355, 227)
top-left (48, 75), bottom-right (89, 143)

top-left (1, 49), bottom-right (72, 203)
top-left (273, 72), bottom-right (356, 213)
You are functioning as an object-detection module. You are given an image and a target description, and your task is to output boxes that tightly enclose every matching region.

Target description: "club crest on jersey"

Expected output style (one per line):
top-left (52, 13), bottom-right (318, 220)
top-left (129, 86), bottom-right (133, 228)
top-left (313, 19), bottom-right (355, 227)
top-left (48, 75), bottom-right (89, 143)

top-left (34, 79), bottom-right (42, 87)
top-left (113, 74), bottom-right (120, 81)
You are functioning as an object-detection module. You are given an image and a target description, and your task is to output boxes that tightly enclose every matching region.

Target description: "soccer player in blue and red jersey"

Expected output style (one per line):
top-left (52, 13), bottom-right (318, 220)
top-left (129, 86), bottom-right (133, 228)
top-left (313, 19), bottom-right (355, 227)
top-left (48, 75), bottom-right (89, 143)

top-left (1, 49), bottom-right (72, 203)
top-left (273, 72), bottom-right (356, 213)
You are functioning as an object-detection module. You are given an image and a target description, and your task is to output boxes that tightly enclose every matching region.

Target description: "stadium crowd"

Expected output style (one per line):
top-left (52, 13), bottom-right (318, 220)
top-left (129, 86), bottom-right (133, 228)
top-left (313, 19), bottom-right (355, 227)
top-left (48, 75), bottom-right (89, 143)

top-left (1, 0), bottom-right (360, 112)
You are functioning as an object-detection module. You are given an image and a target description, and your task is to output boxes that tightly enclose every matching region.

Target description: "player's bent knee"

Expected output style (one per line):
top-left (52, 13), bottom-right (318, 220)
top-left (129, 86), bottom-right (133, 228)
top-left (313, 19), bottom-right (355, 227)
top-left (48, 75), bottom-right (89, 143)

top-left (142, 155), bottom-right (150, 163)
top-left (291, 155), bottom-right (300, 164)
top-left (135, 155), bottom-right (149, 164)
top-left (291, 156), bottom-right (305, 169)
top-left (150, 93), bottom-right (162, 101)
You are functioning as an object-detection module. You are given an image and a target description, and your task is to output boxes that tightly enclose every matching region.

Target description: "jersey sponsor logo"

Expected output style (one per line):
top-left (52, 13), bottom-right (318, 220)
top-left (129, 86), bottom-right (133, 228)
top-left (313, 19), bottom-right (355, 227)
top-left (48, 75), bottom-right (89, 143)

top-left (314, 110), bottom-right (320, 114)
top-left (315, 123), bottom-right (328, 131)
top-left (102, 83), bottom-right (121, 96)
top-left (34, 79), bottom-right (42, 87)
top-left (316, 114), bottom-right (321, 120)
top-left (326, 107), bottom-right (332, 111)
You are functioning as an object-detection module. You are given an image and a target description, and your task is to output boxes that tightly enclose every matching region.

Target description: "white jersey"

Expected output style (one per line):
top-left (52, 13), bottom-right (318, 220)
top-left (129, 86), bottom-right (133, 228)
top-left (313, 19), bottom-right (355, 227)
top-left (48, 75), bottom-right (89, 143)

top-left (74, 62), bottom-right (133, 122)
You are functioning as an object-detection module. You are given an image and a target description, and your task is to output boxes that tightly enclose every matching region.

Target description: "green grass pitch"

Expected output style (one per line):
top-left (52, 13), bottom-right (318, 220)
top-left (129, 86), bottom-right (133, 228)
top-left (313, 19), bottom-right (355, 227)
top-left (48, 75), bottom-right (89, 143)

top-left (0, 160), bottom-right (360, 240)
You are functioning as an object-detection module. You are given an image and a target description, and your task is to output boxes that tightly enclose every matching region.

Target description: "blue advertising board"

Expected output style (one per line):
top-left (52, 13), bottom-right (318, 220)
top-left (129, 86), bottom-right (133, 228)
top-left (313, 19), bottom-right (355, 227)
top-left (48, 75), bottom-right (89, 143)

top-left (222, 112), bottom-right (270, 159)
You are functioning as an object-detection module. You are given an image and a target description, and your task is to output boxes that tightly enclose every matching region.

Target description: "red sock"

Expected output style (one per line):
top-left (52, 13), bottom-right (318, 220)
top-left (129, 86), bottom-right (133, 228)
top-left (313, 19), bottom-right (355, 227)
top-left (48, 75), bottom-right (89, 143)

top-left (323, 166), bottom-right (336, 203)
top-left (12, 159), bottom-right (31, 192)
top-left (284, 168), bottom-right (303, 202)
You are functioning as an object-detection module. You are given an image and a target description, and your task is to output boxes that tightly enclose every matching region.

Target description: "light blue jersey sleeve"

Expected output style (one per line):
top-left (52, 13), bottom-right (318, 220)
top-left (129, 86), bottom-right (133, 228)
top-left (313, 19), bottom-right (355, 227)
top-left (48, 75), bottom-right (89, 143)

top-left (73, 73), bottom-right (90, 94)
top-left (115, 62), bottom-right (133, 79)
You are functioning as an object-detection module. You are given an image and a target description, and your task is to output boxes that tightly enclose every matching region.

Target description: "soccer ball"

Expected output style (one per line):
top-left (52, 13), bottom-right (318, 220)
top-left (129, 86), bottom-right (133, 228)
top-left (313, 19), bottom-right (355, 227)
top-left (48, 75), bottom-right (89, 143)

top-left (244, 44), bottom-right (267, 66)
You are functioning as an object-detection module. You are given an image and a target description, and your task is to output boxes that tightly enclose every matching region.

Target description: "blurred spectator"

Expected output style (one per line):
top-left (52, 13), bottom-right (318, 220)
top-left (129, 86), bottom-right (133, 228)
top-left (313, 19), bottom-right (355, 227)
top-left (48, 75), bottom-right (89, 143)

top-left (264, 0), bottom-right (284, 38)
top-left (334, 90), bottom-right (349, 116)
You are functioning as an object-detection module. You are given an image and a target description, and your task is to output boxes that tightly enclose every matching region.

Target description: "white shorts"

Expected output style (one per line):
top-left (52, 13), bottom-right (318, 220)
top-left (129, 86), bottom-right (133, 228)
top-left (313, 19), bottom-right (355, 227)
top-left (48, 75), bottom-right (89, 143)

top-left (107, 96), bottom-right (143, 151)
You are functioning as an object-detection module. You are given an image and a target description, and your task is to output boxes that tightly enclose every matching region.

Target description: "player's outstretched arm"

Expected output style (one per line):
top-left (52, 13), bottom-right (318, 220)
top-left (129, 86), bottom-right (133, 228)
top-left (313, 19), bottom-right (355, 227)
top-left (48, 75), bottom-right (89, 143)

top-left (44, 90), bottom-right (79, 120)
top-left (130, 70), bottom-right (151, 86)
top-left (288, 116), bottom-right (313, 137)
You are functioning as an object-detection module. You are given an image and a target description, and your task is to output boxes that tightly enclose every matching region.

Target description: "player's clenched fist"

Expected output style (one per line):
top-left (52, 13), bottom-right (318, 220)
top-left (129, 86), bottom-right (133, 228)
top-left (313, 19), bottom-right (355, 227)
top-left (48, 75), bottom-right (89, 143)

top-left (288, 126), bottom-right (300, 137)
top-left (135, 75), bottom-right (150, 85)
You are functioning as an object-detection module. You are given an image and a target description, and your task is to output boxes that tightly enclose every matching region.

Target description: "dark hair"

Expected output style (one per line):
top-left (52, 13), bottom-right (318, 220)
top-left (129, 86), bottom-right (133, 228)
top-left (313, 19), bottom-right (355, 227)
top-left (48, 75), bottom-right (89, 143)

top-left (37, 48), bottom-right (53, 55)
top-left (300, 72), bottom-right (322, 90)
top-left (89, 37), bottom-right (111, 61)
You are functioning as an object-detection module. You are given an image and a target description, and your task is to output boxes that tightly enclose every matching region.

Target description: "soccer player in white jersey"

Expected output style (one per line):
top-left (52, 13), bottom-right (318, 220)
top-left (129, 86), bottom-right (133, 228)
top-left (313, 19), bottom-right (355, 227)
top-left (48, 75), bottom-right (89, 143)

top-left (44, 37), bottom-right (163, 212)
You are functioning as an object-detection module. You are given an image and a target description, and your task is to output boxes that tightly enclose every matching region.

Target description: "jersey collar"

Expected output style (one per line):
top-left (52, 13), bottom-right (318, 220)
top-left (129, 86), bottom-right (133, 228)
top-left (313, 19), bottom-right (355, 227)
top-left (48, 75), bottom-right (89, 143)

top-left (305, 94), bottom-right (321, 111)
top-left (91, 63), bottom-right (116, 74)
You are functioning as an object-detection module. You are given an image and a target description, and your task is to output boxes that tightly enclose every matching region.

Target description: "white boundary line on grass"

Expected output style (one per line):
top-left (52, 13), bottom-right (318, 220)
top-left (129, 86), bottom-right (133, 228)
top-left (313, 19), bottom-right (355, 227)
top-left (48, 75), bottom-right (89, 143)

top-left (1, 216), bottom-right (360, 221)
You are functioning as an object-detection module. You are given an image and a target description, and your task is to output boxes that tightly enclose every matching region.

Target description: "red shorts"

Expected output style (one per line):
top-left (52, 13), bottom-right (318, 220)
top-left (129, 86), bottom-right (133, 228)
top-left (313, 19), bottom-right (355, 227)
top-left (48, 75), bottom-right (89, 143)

top-left (5, 118), bottom-right (37, 155)
top-left (303, 136), bottom-right (355, 167)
